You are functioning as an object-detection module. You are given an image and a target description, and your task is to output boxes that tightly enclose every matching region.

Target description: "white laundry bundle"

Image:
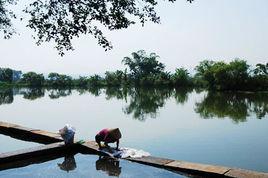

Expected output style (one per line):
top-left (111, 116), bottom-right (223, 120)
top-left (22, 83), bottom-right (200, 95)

top-left (101, 147), bottom-right (150, 158)
top-left (59, 124), bottom-right (76, 145)
top-left (119, 147), bottom-right (150, 158)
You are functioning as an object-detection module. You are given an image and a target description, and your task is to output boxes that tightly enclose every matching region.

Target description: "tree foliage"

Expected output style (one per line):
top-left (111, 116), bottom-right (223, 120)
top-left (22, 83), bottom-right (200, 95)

top-left (88, 74), bottom-right (104, 87)
top-left (0, 51), bottom-right (267, 91)
top-left (47, 72), bottom-right (72, 86)
top-left (195, 59), bottom-right (250, 90)
top-left (0, 67), bottom-right (13, 83)
top-left (105, 70), bottom-right (126, 86)
top-left (122, 50), bottom-right (165, 80)
top-left (0, 0), bottom-right (194, 55)
top-left (0, 0), bottom-right (17, 39)
top-left (21, 72), bottom-right (45, 86)
top-left (172, 68), bottom-right (192, 87)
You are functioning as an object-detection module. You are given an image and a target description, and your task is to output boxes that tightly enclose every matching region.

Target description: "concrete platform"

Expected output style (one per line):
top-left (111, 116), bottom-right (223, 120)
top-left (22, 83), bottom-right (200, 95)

top-left (0, 121), bottom-right (62, 144)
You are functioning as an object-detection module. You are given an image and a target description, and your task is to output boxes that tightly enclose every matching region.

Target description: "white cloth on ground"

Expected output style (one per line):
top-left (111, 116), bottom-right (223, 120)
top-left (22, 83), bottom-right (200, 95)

top-left (100, 147), bottom-right (150, 158)
top-left (119, 147), bottom-right (150, 158)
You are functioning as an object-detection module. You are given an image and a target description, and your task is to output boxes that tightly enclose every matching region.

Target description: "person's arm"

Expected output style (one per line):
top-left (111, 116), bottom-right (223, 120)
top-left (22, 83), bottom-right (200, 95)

top-left (116, 140), bottom-right (120, 150)
top-left (95, 135), bottom-right (102, 149)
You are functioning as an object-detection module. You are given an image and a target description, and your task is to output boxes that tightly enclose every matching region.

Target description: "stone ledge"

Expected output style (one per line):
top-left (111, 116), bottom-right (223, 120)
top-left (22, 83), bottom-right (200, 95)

top-left (225, 169), bottom-right (268, 178)
top-left (125, 156), bottom-right (173, 167)
top-left (165, 160), bottom-right (230, 176)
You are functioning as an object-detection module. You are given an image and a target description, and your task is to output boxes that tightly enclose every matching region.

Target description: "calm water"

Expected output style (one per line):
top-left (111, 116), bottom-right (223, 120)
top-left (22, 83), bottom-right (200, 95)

top-left (0, 153), bottom-right (184, 178)
top-left (0, 87), bottom-right (268, 174)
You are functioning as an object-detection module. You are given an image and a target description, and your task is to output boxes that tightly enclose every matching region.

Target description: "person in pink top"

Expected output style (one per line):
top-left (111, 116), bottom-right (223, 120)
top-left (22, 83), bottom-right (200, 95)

top-left (95, 128), bottom-right (122, 150)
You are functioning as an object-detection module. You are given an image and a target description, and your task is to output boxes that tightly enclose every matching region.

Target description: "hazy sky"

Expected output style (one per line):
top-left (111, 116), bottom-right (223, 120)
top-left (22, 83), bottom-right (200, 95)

top-left (0, 0), bottom-right (267, 76)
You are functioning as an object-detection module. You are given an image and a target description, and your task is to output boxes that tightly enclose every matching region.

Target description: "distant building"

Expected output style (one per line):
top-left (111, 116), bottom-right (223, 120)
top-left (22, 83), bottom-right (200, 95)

top-left (12, 70), bottom-right (22, 82)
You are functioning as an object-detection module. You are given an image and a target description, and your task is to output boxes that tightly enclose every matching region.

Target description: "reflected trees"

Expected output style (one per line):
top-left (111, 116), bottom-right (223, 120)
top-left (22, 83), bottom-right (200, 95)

top-left (195, 92), bottom-right (268, 123)
top-left (48, 88), bottom-right (72, 99)
top-left (0, 88), bottom-right (13, 105)
top-left (21, 88), bottom-right (45, 100)
top-left (1, 86), bottom-right (267, 123)
top-left (121, 87), bottom-right (173, 121)
top-left (79, 86), bottom-right (192, 121)
top-left (174, 87), bottom-right (193, 104)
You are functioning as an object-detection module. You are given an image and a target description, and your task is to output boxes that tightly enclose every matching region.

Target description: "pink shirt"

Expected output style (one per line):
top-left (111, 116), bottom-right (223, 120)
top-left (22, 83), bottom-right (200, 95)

top-left (97, 128), bottom-right (113, 142)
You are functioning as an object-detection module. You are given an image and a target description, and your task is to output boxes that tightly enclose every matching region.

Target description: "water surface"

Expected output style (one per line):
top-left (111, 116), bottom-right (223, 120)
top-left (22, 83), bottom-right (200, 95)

top-left (0, 154), bottom-right (185, 178)
top-left (0, 87), bottom-right (267, 173)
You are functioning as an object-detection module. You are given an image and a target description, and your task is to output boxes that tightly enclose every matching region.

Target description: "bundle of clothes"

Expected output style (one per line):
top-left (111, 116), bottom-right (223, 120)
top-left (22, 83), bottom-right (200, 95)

top-left (99, 147), bottom-right (150, 158)
top-left (59, 124), bottom-right (76, 145)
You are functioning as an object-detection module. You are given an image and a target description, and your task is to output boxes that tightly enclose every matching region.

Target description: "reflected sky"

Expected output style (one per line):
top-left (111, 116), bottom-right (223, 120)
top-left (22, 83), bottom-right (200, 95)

top-left (0, 87), bottom-right (268, 172)
top-left (0, 135), bottom-right (40, 153)
top-left (0, 154), bottom-right (185, 178)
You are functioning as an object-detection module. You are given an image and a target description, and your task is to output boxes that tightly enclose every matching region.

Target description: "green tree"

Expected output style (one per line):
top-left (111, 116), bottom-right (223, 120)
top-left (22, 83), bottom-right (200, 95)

top-left (0, 68), bottom-right (13, 83)
top-left (195, 59), bottom-right (250, 90)
top-left (172, 68), bottom-right (191, 87)
top-left (105, 70), bottom-right (125, 86)
top-left (47, 72), bottom-right (72, 86)
top-left (122, 50), bottom-right (165, 83)
top-left (74, 76), bottom-right (89, 87)
top-left (88, 74), bottom-right (104, 87)
top-left (21, 72), bottom-right (45, 86)
top-left (251, 63), bottom-right (268, 90)
top-left (194, 60), bottom-right (216, 88)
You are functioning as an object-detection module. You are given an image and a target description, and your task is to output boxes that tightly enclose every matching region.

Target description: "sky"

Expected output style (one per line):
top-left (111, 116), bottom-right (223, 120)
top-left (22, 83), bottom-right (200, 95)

top-left (0, 0), bottom-right (268, 76)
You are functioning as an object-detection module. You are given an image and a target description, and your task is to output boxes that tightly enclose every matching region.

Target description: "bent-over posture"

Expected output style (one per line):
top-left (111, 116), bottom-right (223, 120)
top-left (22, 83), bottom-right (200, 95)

top-left (95, 128), bottom-right (122, 150)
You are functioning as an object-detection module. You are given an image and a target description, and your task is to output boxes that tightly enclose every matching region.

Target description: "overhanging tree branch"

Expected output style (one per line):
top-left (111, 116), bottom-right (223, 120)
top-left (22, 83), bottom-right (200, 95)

top-left (0, 0), bottom-right (194, 55)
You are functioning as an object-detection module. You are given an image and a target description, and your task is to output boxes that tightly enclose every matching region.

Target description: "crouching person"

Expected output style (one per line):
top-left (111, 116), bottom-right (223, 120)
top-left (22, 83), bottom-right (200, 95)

top-left (95, 128), bottom-right (122, 150)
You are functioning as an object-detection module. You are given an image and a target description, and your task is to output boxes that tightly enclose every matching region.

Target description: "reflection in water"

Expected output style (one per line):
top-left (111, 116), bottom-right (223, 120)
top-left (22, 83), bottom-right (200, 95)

top-left (95, 156), bottom-right (121, 177)
top-left (123, 87), bottom-right (172, 121)
top-left (1, 87), bottom-right (267, 122)
top-left (48, 88), bottom-right (72, 99)
top-left (0, 88), bottom-right (13, 105)
top-left (105, 87), bottom-right (127, 101)
top-left (88, 86), bottom-right (102, 97)
top-left (195, 92), bottom-right (268, 123)
top-left (173, 87), bottom-right (192, 104)
top-left (57, 154), bottom-right (77, 172)
top-left (104, 87), bottom-right (192, 121)
top-left (21, 88), bottom-right (45, 100)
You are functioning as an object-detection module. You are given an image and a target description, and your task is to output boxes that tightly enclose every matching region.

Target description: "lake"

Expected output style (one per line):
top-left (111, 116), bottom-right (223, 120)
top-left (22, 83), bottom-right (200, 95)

top-left (0, 87), bottom-right (267, 176)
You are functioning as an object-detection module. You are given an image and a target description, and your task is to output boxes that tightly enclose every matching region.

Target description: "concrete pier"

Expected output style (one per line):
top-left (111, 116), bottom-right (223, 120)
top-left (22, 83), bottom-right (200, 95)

top-left (1, 121), bottom-right (268, 178)
top-left (0, 121), bottom-right (62, 144)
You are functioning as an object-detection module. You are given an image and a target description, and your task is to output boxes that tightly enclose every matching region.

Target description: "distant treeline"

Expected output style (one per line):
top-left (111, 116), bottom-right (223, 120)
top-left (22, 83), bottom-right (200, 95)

top-left (0, 50), bottom-right (267, 91)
